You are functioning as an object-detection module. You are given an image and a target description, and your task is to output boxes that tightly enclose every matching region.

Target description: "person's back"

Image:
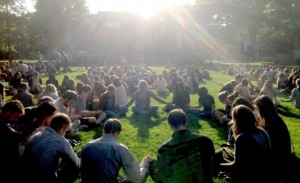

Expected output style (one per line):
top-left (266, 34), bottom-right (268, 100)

top-left (149, 109), bottom-right (215, 183)
top-left (155, 131), bottom-right (215, 183)
top-left (22, 113), bottom-right (80, 183)
top-left (233, 130), bottom-right (274, 183)
top-left (81, 118), bottom-right (147, 183)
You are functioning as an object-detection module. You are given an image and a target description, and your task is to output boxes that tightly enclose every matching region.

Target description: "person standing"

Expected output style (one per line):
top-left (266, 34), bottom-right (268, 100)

top-left (80, 118), bottom-right (151, 183)
top-left (148, 109), bottom-right (216, 183)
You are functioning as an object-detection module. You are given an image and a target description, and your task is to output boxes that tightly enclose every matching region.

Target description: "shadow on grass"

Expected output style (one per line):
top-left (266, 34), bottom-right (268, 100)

top-left (277, 106), bottom-right (300, 119)
top-left (129, 114), bottom-right (165, 141)
top-left (187, 114), bottom-right (202, 130)
top-left (205, 118), bottom-right (228, 142)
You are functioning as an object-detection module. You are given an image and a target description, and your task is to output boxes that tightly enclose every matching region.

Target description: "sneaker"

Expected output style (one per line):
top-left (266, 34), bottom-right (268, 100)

top-left (76, 125), bottom-right (89, 132)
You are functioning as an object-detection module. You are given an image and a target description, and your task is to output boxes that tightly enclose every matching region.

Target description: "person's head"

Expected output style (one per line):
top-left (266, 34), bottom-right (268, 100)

top-left (50, 113), bottom-right (71, 136)
top-left (43, 84), bottom-right (58, 95)
top-left (232, 97), bottom-right (255, 110)
top-left (241, 78), bottom-right (248, 87)
top-left (198, 86), bottom-right (208, 97)
top-left (263, 80), bottom-right (273, 90)
top-left (103, 118), bottom-right (122, 139)
top-left (107, 85), bottom-right (115, 97)
top-left (175, 81), bottom-right (184, 92)
top-left (49, 73), bottom-right (56, 80)
top-left (18, 82), bottom-right (29, 92)
top-left (218, 91), bottom-right (230, 104)
top-left (0, 73), bottom-right (7, 80)
top-left (234, 74), bottom-right (242, 82)
top-left (61, 90), bottom-right (78, 107)
top-left (168, 109), bottom-right (187, 130)
top-left (158, 74), bottom-right (163, 80)
top-left (296, 78), bottom-right (300, 88)
top-left (231, 105), bottom-right (258, 138)
top-left (0, 82), bottom-right (5, 100)
top-left (254, 95), bottom-right (279, 127)
top-left (63, 75), bottom-right (69, 80)
top-left (34, 101), bottom-right (56, 126)
top-left (1, 100), bottom-right (25, 122)
top-left (138, 80), bottom-right (148, 91)
top-left (38, 96), bottom-right (54, 105)
top-left (112, 78), bottom-right (121, 87)
top-left (77, 84), bottom-right (92, 98)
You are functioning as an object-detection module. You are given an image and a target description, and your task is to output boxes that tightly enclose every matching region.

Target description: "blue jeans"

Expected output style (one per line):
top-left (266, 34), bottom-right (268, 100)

top-left (105, 108), bottom-right (128, 118)
top-left (132, 106), bottom-right (159, 116)
top-left (186, 108), bottom-right (211, 119)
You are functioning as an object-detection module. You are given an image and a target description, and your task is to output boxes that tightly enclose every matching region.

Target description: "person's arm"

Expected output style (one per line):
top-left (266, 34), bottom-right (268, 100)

top-left (149, 91), bottom-right (167, 105)
top-left (123, 92), bottom-right (137, 108)
top-left (281, 88), bottom-right (295, 102)
top-left (119, 146), bottom-right (144, 183)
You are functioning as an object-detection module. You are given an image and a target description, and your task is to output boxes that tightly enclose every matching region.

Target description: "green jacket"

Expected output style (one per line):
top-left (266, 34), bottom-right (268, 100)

top-left (150, 129), bottom-right (216, 183)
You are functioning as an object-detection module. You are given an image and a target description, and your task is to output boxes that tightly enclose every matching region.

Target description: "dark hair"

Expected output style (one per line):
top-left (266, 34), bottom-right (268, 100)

top-left (0, 82), bottom-right (5, 101)
top-left (232, 97), bottom-right (255, 110)
top-left (61, 90), bottom-right (78, 101)
top-left (34, 101), bottom-right (56, 119)
top-left (232, 105), bottom-right (258, 137)
top-left (198, 86), bottom-right (208, 96)
top-left (112, 78), bottom-right (121, 87)
top-left (18, 82), bottom-right (28, 91)
top-left (77, 84), bottom-right (92, 94)
top-left (38, 96), bottom-right (54, 105)
top-left (2, 100), bottom-right (25, 114)
top-left (104, 118), bottom-right (122, 134)
top-left (168, 109), bottom-right (187, 129)
top-left (50, 113), bottom-right (71, 131)
top-left (254, 95), bottom-right (280, 126)
top-left (218, 91), bottom-right (230, 103)
top-left (107, 85), bottom-right (115, 91)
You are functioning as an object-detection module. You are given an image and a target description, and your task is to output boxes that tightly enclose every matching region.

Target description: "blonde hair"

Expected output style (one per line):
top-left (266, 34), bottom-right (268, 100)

top-left (41, 84), bottom-right (58, 96)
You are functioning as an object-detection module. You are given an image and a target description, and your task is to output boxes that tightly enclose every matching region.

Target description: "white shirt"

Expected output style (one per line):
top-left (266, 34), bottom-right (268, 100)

top-left (115, 86), bottom-right (128, 106)
top-left (154, 78), bottom-right (167, 93)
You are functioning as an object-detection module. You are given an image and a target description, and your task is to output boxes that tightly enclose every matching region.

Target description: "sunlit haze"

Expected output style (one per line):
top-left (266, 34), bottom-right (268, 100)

top-left (86, 0), bottom-right (196, 18)
top-left (25, 0), bottom-right (196, 18)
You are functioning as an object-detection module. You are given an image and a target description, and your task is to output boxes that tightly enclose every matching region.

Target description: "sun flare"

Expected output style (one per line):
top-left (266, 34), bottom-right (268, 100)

top-left (86, 0), bottom-right (196, 18)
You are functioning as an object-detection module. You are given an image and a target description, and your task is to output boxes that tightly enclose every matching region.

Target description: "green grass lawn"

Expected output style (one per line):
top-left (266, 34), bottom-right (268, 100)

top-left (6, 62), bottom-right (300, 183)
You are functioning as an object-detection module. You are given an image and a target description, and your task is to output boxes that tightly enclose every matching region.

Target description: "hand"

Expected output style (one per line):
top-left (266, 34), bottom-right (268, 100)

top-left (95, 110), bottom-right (103, 114)
top-left (142, 155), bottom-right (153, 164)
top-left (80, 110), bottom-right (91, 117)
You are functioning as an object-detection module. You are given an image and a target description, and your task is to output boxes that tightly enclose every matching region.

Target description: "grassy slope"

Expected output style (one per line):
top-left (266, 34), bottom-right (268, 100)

top-left (7, 63), bottom-right (300, 183)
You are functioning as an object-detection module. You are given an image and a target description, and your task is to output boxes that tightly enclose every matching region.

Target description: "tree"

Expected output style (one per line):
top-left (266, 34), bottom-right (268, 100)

top-left (0, 0), bottom-right (27, 60)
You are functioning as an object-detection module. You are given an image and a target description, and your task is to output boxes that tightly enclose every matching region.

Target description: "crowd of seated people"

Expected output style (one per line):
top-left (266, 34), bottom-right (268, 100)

top-left (0, 61), bottom-right (298, 183)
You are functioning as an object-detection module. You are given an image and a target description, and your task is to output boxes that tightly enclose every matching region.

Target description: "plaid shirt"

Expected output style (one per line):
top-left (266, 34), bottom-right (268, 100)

top-left (12, 90), bottom-right (35, 107)
top-left (151, 130), bottom-right (215, 183)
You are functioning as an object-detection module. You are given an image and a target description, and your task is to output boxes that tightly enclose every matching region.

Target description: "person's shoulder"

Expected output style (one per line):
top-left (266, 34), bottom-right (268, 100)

top-left (192, 133), bottom-right (214, 143)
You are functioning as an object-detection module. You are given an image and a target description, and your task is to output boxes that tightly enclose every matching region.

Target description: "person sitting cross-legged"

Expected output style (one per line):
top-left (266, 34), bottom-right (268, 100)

top-left (148, 109), bottom-right (216, 183)
top-left (80, 118), bottom-right (151, 183)
top-left (98, 85), bottom-right (128, 119)
top-left (21, 113), bottom-right (81, 183)
top-left (121, 80), bottom-right (168, 116)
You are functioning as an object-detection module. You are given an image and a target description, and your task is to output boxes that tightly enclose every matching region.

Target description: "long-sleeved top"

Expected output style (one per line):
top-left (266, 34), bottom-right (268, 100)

top-left (151, 129), bottom-right (215, 183)
top-left (124, 90), bottom-right (167, 111)
top-left (0, 115), bottom-right (23, 182)
top-left (115, 85), bottom-right (128, 106)
top-left (81, 134), bottom-right (146, 183)
top-left (232, 129), bottom-right (280, 183)
top-left (22, 127), bottom-right (80, 183)
top-left (290, 87), bottom-right (300, 108)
